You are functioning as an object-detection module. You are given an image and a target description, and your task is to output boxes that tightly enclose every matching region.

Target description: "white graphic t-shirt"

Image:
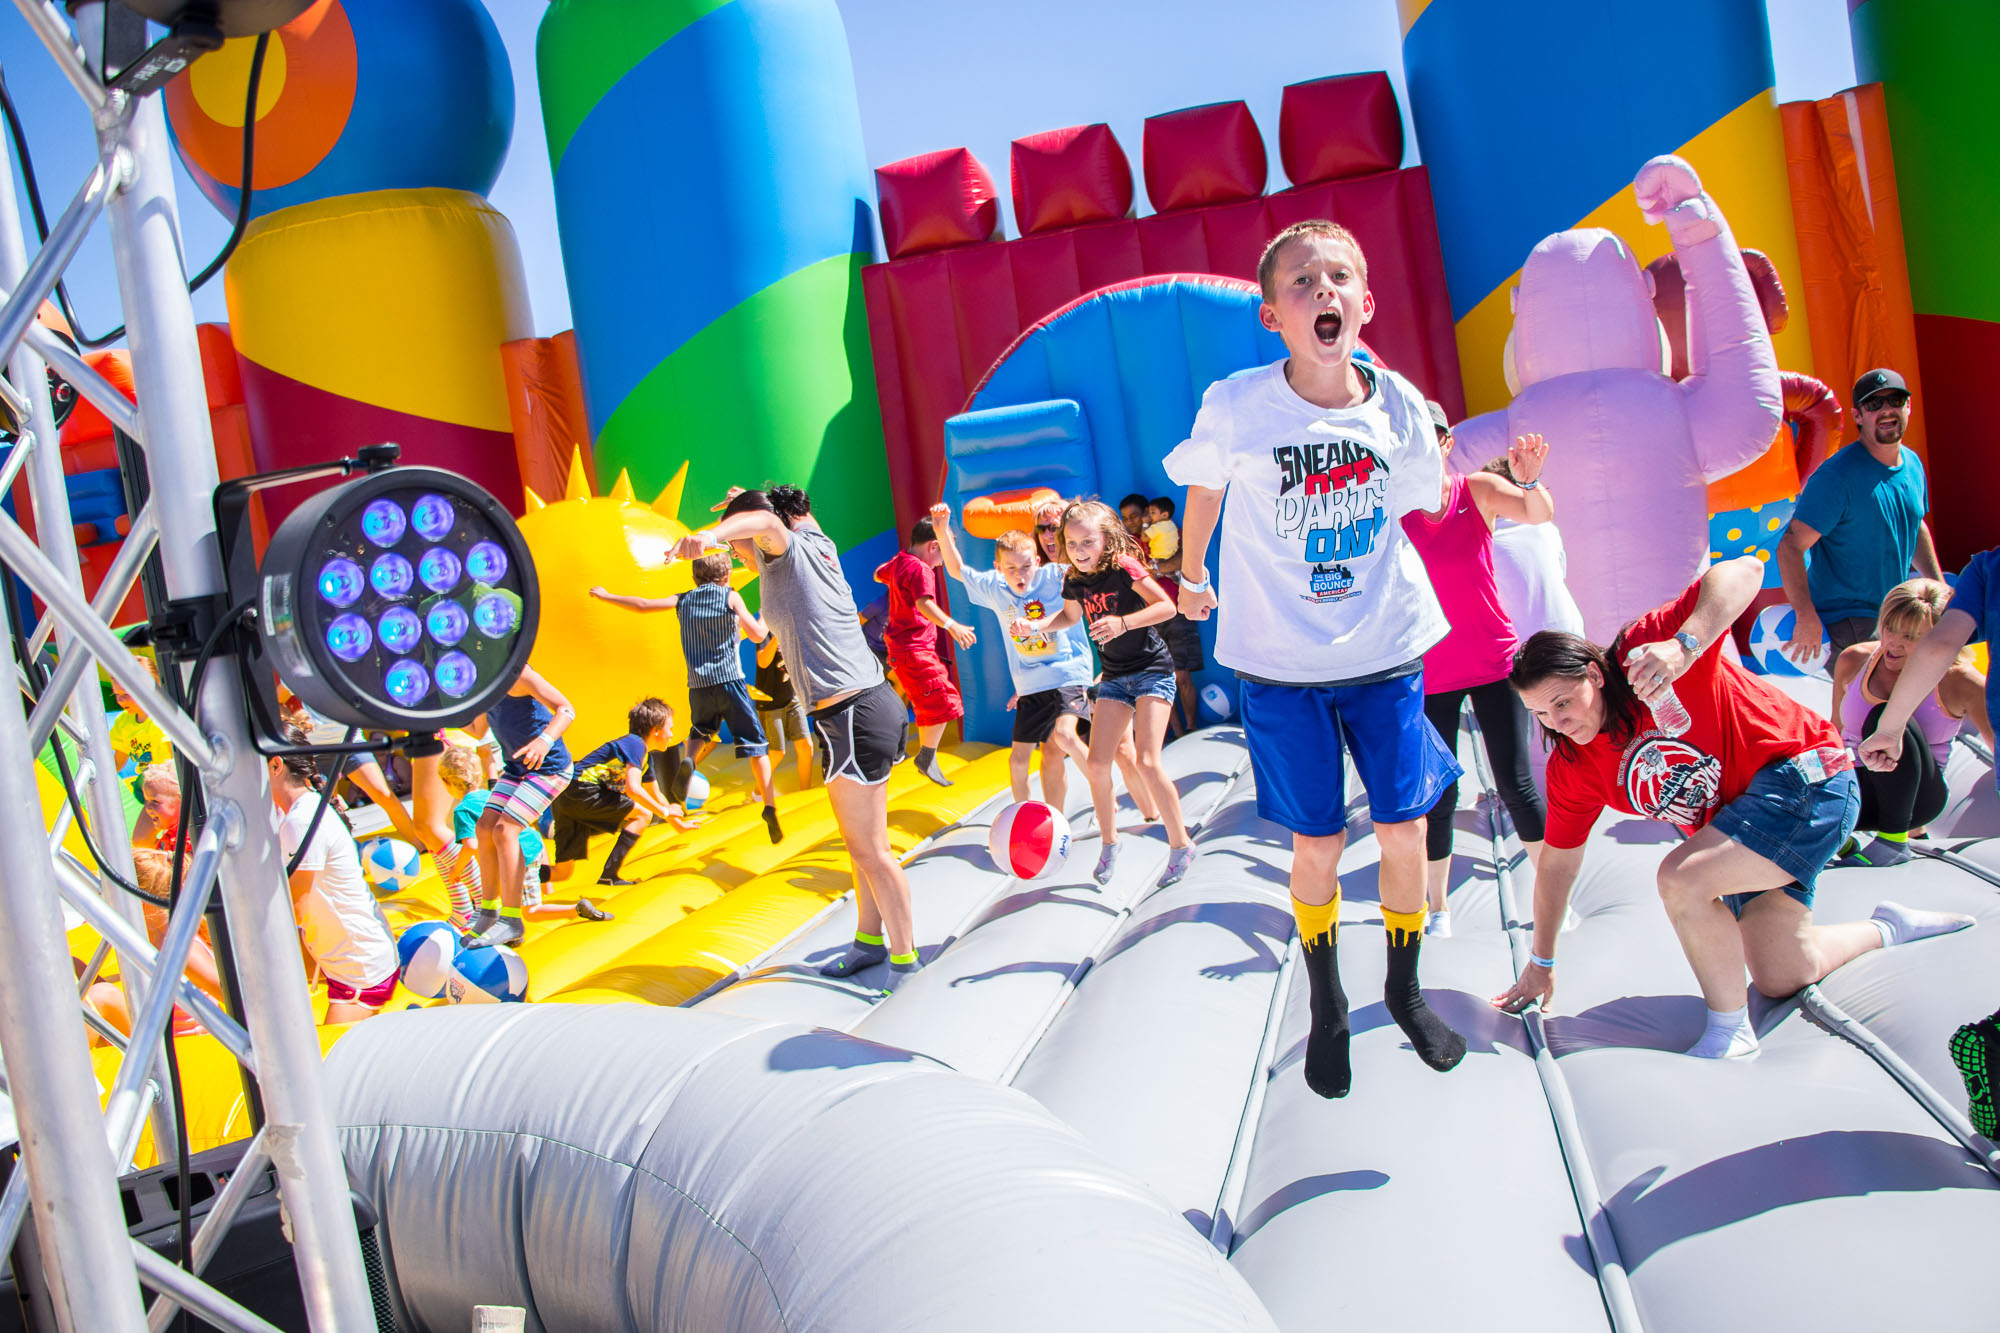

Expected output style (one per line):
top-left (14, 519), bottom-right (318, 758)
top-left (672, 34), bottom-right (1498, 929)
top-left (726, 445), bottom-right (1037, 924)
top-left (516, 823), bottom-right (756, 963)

top-left (960, 563), bottom-right (1094, 696)
top-left (279, 797), bottom-right (399, 989)
top-left (1163, 359), bottom-right (1448, 682)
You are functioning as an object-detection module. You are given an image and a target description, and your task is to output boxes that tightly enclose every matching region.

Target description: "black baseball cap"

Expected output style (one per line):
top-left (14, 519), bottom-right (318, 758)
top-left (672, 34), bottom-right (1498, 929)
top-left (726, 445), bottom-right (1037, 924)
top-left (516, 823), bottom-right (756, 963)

top-left (1426, 399), bottom-right (1451, 434)
top-left (1852, 367), bottom-right (1908, 408)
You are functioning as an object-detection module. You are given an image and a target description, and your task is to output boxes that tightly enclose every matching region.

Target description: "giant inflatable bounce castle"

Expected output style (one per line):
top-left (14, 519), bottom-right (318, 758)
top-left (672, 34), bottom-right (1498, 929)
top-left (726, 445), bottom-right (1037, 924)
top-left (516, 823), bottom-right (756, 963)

top-left (5, 0), bottom-right (1998, 1329)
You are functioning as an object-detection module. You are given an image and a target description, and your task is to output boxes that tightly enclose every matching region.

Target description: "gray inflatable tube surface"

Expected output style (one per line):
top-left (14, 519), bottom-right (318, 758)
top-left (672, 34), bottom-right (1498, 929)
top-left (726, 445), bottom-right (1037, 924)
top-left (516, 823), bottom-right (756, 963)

top-left (328, 1003), bottom-right (1275, 1332)
top-left (331, 706), bottom-right (2000, 1332)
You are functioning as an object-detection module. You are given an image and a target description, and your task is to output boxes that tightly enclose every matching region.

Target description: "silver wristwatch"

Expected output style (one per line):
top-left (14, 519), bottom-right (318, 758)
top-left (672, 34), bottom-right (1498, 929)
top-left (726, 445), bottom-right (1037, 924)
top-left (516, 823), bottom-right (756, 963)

top-left (1674, 630), bottom-right (1699, 656)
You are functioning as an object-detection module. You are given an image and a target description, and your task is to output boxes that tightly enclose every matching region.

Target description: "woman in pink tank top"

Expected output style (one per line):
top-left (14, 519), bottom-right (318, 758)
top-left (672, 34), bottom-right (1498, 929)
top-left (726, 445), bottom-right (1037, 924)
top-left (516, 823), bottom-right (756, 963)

top-left (1830, 578), bottom-right (1992, 866)
top-left (1401, 409), bottom-right (1563, 936)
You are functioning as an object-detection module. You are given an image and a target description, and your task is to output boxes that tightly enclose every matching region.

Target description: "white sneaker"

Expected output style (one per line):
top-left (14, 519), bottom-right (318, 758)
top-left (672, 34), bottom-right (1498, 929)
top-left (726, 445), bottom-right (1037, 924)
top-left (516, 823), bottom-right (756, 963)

top-left (1425, 909), bottom-right (1452, 939)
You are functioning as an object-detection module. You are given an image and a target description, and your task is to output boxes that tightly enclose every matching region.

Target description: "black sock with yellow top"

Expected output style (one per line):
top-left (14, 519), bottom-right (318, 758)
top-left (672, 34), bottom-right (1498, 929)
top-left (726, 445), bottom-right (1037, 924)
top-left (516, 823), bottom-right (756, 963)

top-left (1382, 907), bottom-right (1467, 1073)
top-left (1293, 893), bottom-right (1351, 1099)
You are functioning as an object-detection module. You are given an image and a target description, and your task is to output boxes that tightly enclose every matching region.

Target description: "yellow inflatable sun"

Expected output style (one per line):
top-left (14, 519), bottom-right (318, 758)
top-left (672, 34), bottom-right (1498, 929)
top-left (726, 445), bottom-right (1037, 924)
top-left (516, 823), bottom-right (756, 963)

top-left (516, 453), bottom-right (752, 759)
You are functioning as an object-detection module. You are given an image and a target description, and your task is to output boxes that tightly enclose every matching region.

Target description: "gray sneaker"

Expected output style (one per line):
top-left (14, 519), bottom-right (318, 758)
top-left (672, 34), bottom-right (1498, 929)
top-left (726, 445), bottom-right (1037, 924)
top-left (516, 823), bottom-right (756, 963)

top-left (464, 915), bottom-right (524, 950)
top-left (462, 907), bottom-right (498, 940)
top-left (879, 957), bottom-right (924, 995)
top-left (1093, 842), bottom-right (1121, 885)
top-left (1158, 844), bottom-right (1196, 888)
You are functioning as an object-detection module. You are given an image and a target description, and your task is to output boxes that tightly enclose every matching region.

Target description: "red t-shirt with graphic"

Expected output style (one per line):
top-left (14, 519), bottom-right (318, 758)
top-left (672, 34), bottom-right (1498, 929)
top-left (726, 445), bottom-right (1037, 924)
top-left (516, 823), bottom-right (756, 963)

top-left (1544, 580), bottom-right (1842, 848)
top-left (877, 550), bottom-right (944, 660)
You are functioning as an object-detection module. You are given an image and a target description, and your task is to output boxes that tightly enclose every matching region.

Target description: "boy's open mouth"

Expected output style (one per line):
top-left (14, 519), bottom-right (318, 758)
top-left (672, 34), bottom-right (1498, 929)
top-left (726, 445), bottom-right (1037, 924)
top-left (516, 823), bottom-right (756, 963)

top-left (1313, 310), bottom-right (1342, 346)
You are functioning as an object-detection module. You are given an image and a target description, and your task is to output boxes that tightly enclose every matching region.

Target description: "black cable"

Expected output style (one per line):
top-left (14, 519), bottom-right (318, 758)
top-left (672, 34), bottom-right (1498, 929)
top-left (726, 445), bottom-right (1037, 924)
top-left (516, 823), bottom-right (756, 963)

top-left (0, 34), bottom-right (268, 349)
top-left (165, 599), bottom-right (254, 911)
top-left (159, 1013), bottom-right (194, 1333)
top-left (184, 33), bottom-right (267, 297)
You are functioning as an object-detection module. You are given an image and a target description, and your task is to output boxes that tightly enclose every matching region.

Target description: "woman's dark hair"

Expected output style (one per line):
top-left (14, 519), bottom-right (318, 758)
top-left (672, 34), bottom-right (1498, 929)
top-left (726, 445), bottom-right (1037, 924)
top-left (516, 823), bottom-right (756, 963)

top-left (723, 485), bottom-right (811, 526)
top-left (767, 484), bottom-right (812, 524)
top-left (1508, 628), bottom-right (1644, 756)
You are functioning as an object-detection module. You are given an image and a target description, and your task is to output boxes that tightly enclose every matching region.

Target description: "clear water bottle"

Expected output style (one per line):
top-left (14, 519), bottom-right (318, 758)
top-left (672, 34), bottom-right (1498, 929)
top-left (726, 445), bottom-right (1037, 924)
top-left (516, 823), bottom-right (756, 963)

top-left (1651, 685), bottom-right (1692, 737)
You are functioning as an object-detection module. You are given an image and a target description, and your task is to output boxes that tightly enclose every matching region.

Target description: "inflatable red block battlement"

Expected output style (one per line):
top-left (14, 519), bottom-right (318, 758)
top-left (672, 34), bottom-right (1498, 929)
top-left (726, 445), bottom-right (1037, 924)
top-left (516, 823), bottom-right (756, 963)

top-left (1143, 101), bottom-right (1267, 213)
top-left (1010, 124), bottom-right (1135, 235)
top-left (1279, 72), bottom-right (1404, 187)
top-left (877, 148), bottom-right (1002, 261)
top-left (862, 72), bottom-right (1463, 538)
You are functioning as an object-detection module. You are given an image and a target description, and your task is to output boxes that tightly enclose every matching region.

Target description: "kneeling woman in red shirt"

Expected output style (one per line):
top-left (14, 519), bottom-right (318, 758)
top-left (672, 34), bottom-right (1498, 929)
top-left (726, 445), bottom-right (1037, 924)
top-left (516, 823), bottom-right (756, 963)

top-left (1493, 556), bottom-right (1974, 1058)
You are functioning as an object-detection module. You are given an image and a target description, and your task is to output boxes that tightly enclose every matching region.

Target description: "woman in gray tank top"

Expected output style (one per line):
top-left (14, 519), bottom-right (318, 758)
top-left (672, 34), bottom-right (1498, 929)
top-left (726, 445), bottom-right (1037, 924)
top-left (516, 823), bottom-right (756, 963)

top-left (677, 487), bottom-right (923, 988)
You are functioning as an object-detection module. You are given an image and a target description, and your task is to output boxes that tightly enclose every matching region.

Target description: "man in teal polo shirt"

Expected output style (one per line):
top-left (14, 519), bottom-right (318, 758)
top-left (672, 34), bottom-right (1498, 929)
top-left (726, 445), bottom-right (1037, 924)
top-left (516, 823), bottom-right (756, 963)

top-left (1776, 368), bottom-right (1942, 661)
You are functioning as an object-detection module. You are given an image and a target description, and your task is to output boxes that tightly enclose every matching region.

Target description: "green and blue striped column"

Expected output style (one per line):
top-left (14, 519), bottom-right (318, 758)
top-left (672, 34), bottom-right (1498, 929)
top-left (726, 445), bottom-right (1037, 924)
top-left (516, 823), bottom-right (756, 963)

top-left (539, 0), bottom-right (895, 583)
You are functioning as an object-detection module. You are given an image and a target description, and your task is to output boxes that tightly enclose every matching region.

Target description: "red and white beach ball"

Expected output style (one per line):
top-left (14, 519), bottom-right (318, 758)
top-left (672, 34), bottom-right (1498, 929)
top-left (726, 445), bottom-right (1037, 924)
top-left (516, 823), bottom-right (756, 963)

top-left (988, 801), bottom-right (1072, 881)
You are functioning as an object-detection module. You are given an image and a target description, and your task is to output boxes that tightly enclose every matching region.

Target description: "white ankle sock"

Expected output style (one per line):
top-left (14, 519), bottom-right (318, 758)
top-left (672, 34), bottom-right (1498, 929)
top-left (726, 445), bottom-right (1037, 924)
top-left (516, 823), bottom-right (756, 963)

top-left (1870, 901), bottom-right (1978, 949)
top-left (1686, 1006), bottom-right (1759, 1059)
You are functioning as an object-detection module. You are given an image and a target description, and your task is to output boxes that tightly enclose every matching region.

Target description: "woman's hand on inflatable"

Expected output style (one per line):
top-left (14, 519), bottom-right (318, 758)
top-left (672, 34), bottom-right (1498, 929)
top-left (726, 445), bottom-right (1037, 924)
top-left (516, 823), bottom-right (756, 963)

top-left (1507, 432), bottom-right (1549, 485)
top-left (1492, 961), bottom-right (1554, 1015)
top-left (1623, 640), bottom-right (1689, 705)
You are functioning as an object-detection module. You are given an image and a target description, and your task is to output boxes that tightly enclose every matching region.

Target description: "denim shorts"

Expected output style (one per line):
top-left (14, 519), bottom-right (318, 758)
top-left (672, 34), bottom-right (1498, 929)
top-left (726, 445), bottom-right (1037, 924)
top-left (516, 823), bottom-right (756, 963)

top-left (1096, 671), bottom-right (1177, 708)
top-left (1711, 752), bottom-right (1860, 919)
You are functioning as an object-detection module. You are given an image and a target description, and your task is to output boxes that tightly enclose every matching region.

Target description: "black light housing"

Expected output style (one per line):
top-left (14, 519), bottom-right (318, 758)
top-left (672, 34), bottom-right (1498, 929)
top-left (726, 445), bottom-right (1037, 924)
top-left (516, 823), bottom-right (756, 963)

top-left (253, 464), bottom-right (537, 731)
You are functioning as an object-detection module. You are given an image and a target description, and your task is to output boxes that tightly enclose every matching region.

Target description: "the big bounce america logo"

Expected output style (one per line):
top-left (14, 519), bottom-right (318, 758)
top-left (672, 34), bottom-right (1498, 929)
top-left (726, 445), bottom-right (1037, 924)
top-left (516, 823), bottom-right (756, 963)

top-left (1273, 438), bottom-right (1389, 605)
top-left (1620, 735), bottom-right (1723, 827)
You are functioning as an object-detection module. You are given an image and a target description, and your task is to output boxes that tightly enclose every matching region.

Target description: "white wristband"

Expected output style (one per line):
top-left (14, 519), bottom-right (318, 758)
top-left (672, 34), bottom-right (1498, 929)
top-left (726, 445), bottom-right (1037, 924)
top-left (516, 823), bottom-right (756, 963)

top-left (1528, 952), bottom-right (1555, 969)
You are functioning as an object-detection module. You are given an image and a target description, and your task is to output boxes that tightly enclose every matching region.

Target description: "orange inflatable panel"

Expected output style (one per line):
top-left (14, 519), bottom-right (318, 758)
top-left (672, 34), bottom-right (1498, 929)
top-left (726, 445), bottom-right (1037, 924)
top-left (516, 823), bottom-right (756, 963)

top-left (962, 486), bottom-right (1060, 538)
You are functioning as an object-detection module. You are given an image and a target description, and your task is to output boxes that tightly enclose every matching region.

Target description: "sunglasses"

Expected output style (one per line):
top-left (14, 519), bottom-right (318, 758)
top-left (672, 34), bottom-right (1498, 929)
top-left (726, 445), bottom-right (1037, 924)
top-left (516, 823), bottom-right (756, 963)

top-left (1035, 523), bottom-right (1060, 533)
top-left (1862, 393), bottom-right (1911, 411)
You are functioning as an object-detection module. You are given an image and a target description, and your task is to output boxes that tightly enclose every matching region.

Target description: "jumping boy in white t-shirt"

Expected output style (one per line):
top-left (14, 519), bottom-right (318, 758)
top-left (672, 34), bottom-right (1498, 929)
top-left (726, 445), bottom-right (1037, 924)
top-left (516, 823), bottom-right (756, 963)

top-left (1164, 219), bottom-right (1466, 1098)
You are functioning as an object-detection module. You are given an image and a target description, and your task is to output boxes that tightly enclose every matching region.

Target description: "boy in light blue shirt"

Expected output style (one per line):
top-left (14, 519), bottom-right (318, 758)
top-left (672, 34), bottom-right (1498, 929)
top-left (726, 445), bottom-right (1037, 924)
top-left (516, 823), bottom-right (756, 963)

top-left (933, 503), bottom-right (1092, 807)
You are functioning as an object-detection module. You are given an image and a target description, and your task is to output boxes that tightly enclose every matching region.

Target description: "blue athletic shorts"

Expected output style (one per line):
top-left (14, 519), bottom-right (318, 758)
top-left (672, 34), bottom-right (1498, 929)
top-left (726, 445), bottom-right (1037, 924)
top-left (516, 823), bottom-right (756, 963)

top-left (1239, 673), bottom-right (1461, 836)
top-left (1714, 753), bottom-right (1860, 919)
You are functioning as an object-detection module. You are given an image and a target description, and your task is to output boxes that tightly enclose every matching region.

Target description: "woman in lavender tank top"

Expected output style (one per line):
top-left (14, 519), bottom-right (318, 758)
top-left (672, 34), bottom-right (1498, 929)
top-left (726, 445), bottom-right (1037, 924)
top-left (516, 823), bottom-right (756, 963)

top-left (1401, 409), bottom-right (1562, 937)
top-left (1830, 578), bottom-right (1992, 866)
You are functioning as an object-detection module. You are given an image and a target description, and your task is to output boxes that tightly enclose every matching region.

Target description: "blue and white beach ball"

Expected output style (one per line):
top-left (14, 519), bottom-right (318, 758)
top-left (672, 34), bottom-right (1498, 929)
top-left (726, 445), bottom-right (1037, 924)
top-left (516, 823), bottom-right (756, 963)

top-left (396, 920), bottom-right (459, 999)
top-left (1748, 604), bottom-right (1827, 677)
top-left (361, 837), bottom-right (424, 895)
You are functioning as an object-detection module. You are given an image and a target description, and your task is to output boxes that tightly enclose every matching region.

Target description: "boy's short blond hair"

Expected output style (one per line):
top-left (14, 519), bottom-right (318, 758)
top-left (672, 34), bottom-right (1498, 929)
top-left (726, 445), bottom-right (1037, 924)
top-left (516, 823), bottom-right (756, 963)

top-left (438, 745), bottom-right (483, 799)
top-left (140, 763), bottom-right (178, 799)
top-left (1258, 220), bottom-right (1367, 302)
top-left (993, 529), bottom-right (1038, 561)
top-left (692, 552), bottom-right (732, 586)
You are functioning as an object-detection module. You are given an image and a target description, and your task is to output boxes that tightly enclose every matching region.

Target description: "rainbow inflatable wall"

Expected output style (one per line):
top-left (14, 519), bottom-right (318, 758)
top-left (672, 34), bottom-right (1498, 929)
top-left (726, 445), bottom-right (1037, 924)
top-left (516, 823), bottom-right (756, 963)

top-left (537, 0), bottom-right (897, 589)
top-left (166, 0), bottom-right (530, 524)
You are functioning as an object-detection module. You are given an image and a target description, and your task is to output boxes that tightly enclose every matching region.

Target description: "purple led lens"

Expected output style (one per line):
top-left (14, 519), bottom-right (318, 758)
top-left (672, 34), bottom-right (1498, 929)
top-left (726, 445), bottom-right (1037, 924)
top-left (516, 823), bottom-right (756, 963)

top-left (426, 599), bottom-right (468, 647)
top-left (378, 605), bottom-right (421, 654)
top-left (383, 659), bottom-right (430, 708)
top-left (317, 558), bottom-right (364, 608)
top-left (435, 651), bottom-right (476, 699)
top-left (369, 552), bottom-right (414, 598)
top-left (325, 613), bottom-right (372, 663)
top-left (418, 545), bottom-right (462, 594)
top-left (464, 541), bottom-right (508, 583)
top-left (360, 498), bottom-right (406, 546)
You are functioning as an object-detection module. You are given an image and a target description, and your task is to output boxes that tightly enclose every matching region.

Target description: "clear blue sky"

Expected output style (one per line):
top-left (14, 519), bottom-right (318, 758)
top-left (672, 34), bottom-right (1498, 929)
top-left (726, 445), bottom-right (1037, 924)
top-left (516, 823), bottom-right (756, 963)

top-left (1, 0), bottom-right (1854, 342)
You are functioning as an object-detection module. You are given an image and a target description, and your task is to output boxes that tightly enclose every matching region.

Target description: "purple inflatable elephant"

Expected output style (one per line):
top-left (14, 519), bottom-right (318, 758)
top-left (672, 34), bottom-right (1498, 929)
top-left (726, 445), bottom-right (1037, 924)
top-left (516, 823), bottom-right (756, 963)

top-left (1451, 156), bottom-right (1781, 641)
